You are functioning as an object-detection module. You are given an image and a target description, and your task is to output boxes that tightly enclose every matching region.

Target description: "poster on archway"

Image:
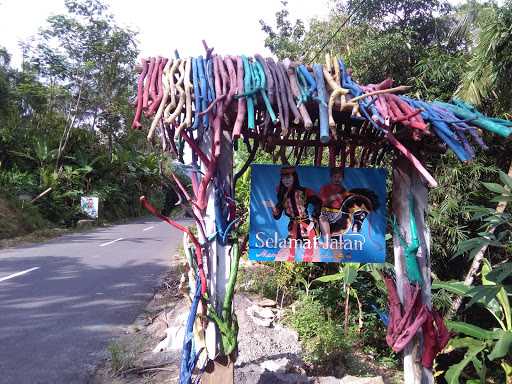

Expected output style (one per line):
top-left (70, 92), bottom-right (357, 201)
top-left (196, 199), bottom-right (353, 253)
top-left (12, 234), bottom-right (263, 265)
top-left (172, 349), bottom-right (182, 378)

top-left (248, 164), bottom-right (387, 263)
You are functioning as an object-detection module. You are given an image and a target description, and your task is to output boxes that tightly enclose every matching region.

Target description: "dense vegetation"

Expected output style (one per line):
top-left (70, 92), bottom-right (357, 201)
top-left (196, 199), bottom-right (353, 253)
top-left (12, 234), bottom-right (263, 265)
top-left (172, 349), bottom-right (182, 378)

top-left (0, 0), bottom-right (164, 238)
top-left (246, 0), bottom-right (512, 381)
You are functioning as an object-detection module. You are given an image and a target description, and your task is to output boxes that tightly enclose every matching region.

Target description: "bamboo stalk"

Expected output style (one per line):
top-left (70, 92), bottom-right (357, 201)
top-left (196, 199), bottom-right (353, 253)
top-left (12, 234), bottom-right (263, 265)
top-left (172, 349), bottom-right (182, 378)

top-left (30, 187), bottom-right (52, 203)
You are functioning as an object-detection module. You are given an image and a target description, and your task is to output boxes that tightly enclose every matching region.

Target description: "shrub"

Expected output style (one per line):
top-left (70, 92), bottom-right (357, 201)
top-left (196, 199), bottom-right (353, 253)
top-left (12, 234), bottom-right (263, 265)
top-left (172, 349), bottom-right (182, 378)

top-left (286, 294), bottom-right (346, 365)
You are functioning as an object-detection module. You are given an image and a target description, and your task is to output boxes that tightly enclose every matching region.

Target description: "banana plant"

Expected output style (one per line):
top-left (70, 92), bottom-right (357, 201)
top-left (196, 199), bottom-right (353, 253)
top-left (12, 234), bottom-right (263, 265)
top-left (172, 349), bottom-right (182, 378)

top-left (9, 138), bottom-right (58, 168)
top-left (312, 263), bottom-right (365, 335)
top-left (432, 258), bottom-right (512, 383)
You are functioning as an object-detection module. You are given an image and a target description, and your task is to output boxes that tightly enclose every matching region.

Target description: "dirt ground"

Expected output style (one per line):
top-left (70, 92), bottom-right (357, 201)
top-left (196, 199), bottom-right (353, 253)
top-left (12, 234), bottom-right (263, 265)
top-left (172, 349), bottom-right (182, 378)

top-left (90, 265), bottom-right (305, 384)
top-left (90, 260), bottom-right (402, 384)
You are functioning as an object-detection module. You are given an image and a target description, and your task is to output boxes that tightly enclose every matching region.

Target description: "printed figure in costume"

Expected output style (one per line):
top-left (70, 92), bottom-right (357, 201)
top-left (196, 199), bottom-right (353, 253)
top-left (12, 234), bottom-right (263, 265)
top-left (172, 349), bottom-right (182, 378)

top-left (319, 168), bottom-right (379, 239)
top-left (264, 166), bottom-right (321, 242)
top-left (319, 168), bottom-right (348, 241)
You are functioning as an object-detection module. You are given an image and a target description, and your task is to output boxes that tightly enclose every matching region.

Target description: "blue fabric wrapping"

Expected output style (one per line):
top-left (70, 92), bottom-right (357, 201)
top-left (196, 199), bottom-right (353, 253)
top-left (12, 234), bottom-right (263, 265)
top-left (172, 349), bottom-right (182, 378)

top-left (359, 103), bottom-right (386, 134)
top-left (214, 187), bottom-right (229, 245)
top-left (298, 64), bottom-right (316, 96)
top-left (295, 68), bottom-right (310, 105)
top-left (197, 56), bottom-right (209, 128)
top-left (430, 105), bottom-right (488, 150)
top-left (213, 184), bottom-right (238, 245)
top-left (435, 100), bottom-right (512, 137)
top-left (205, 58), bottom-right (215, 104)
top-left (313, 64), bottom-right (330, 144)
top-left (404, 97), bottom-right (472, 161)
top-left (338, 59), bottom-right (362, 97)
top-left (179, 275), bottom-right (202, 384)
top-left (254, 60), bottom-right (277, 123)
top-left (242, 55), bottom-right (255, 130)
top-left (338, 59), bottom-right (384, 124)
top-left (430, 104), bottom-right (477, 156)
top-left (370, 303), bottom-right (389, 326)
top-left (191, 58), bottom-right (201, 130)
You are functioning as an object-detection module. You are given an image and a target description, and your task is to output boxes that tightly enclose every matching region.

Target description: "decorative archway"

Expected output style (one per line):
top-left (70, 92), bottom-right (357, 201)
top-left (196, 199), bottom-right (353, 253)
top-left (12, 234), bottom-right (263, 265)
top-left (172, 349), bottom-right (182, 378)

top-left (131, 46), bottom-right (511, 383)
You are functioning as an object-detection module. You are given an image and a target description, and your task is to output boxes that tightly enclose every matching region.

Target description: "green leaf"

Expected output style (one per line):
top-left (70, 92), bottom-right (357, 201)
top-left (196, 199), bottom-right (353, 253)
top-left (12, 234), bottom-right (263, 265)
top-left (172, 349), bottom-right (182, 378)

top-left (499, 171), bottom-right (512, 190)
top-left (432, 281), bottom-right (472, 296)
top-left (343, 264), bottom-right (360, 285)
top-left (471, 353), bottom-right (486, 383)
top-left (446, 321), bottom-right (499, 340)
top-left (490, 195), bottom-right (512, 203)
top-left (501, 362), bottom-right (512, 383)
top-left (488, 331), bottom-right (512, 360)
top-left (455, 237), bottom-right (490, 257)
top-left (445, 337), bottom-right (487, 384)
top-left (466, 285), bottom-right (504, 308)
top-left (482, 259), bottom-right (511, 330)
top-left (486, 262), bottom-right (512, 284)
top-left (482, 182), bottom-right (507, 194)
top-left (312, 273), bottom-right (344, 284)
top-left (432, 281), bottom-right (503, 319)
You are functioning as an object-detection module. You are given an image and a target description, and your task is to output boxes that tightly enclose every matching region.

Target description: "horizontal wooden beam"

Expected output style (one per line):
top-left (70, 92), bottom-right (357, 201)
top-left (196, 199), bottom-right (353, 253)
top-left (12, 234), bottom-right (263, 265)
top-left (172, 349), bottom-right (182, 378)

top-left (240, 130), bottom-right (386, 148)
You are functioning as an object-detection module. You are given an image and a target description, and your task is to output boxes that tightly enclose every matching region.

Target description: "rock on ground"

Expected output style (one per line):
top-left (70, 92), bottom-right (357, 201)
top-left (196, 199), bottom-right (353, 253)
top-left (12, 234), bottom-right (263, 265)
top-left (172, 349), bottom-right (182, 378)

top-left (235, 294), bottom-right (302, 369)
top-left (92, 270), bottom-right (388, 384)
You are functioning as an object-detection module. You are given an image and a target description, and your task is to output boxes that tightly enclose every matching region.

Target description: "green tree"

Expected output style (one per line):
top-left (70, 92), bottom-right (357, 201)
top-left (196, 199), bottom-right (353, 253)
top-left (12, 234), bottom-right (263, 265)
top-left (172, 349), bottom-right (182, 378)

top-left (27, 0), bottom-right (138, 166)
top-left (455, 1), bottom-right (512, 114)
top-left (260, 0), bottom-right (459, 86)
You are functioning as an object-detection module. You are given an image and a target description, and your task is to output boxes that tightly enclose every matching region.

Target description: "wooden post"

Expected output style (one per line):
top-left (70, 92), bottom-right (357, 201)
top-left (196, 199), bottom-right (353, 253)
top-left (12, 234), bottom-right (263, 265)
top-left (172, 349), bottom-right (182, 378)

top-left (392, 156), bottom-right (433, 384)
top-left (201, 129), bottom-right (235, 383)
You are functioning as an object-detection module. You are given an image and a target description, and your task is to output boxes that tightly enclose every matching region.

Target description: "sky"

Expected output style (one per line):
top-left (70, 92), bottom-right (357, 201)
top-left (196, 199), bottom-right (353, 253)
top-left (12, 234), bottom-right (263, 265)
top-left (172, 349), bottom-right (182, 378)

top-left (0, 0), bottom-right (330, 68)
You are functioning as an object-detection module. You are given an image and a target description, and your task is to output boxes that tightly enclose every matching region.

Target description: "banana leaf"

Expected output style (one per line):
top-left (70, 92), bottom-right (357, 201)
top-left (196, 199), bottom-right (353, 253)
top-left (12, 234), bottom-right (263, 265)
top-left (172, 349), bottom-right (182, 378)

top-left (445, 337), bottom-right (487, 384)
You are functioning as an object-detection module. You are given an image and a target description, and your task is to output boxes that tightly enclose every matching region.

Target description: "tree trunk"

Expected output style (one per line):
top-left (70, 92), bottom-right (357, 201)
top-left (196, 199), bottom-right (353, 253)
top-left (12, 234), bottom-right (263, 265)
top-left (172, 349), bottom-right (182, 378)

top-left (392, 156), bottom-right (433, 384)
top-left (91, 107), bottom-right (99, 132)
top-left (344, 285), bottom-right (350, 336)
top-left (56, 74), bottom-right (85, 169)
top-left (202, 354), bottom-right (235, 384)
top-left (200, 128), bottom-right (235, 383)
top-left (108, 132), bottom-right (113, 162)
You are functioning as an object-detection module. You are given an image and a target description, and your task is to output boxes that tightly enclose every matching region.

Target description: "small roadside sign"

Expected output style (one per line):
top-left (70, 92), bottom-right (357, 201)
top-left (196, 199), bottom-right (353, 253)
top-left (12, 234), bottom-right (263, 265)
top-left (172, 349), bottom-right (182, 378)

top-left (81, 196), bottom-right (99, 219)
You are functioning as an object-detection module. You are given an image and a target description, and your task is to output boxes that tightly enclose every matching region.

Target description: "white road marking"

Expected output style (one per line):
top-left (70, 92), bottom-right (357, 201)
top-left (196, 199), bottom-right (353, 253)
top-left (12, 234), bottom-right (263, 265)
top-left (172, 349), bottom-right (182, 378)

top-left (0, 267), bottom-right (40, 283)
top-left (99, 238), bottom-right (124, 247)
top-left (143, 226), bottom-right (154, 232)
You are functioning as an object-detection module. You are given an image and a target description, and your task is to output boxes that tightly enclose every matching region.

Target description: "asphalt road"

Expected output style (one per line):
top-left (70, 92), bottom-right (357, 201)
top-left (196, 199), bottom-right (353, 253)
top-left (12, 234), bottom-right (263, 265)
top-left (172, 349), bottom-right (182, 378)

top-left (0, 217), bottom-right (187, 384)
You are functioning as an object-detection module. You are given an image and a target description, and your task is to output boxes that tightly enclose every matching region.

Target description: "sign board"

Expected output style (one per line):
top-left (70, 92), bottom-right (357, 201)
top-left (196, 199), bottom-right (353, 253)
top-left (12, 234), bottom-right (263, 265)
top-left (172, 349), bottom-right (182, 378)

top-left (248, 165), bottom-right (387, 263)
top-left (81, 196), bottom-right (99, 219)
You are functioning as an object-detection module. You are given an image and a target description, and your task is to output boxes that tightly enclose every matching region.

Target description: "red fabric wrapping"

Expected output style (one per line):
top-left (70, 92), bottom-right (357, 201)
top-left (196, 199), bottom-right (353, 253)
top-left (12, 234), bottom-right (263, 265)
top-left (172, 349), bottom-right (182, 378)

top-left (421, 310), bottom-right (451, 368)
top-left (392, 304), bottom-right (428, 352)
top-left (384, 276), bottom-right (451, 367)
top-left (132, 59), bottom-right (149, 129)
top-left (384, 275), bottom-right (403, 346)
top-left (433, 310), bottom-right (451, 350)
top-left (140, 196), bottom-right (207, 296)
top-left (421, 310), bottom-right (437, 368)
top-left (148, 58), bottom-right (167, 115)
top-left (142, 57), bottom-right (155, 110)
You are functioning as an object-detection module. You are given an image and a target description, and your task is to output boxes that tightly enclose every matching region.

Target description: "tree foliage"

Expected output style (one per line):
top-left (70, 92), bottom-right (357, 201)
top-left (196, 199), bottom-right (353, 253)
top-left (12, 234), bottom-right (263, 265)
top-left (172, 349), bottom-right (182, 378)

top-left (455, 1), bottom-right (512, 114)
top-left (259, 0), bottom-right (512, 379)
top-left (0, 0), bottom-right (162, 232)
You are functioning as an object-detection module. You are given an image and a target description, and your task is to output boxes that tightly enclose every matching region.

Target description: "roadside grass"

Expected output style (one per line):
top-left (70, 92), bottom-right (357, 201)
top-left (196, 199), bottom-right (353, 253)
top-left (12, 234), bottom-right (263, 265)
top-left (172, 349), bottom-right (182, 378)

top-left (107, 336), bottom-right (145, 376)
top-left (0, 196), bottom-right (48, 240)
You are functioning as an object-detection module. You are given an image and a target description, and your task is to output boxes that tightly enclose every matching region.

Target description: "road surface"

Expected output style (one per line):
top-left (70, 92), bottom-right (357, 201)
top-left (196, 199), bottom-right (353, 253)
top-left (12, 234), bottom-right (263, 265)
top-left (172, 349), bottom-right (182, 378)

top-left (0, 217), bottom-right (186, 384)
